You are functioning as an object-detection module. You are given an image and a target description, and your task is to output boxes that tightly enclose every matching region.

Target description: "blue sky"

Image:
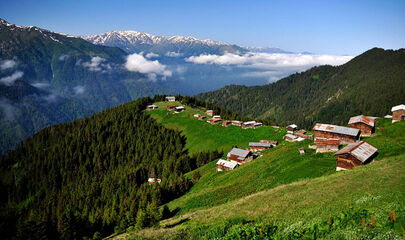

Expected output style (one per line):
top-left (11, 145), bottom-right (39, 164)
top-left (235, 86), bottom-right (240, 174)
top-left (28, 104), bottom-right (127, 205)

top-left (1, 0), bottom-right (404, 55)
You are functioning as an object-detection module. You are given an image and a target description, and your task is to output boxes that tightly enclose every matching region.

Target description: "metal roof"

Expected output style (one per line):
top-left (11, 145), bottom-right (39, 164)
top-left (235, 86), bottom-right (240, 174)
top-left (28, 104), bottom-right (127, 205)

top-left (249, 142), bottom-right (271, 147)
top-left (348, 115), bottom-right (375, 127)
top-left (384, 115), bottom-right (392, 118)
top-left (391, 104), bottom-right (405, 112)
top-left (335, 141), bottom-right (378, 162)
top-left (287, 124), bottom-right (297, 128)
top-left (175, 106), bottom-right (185, 110)
top-left (216, 159), bottom-right (238, 169)
top-left (228, 148), bottom-right (251, 157)
top-left (285, 134), bottom-right (298, 139)
top-left (147, 105), bottom-right (157, 108)
top-left (243, 121), bottom-right (256, 125)
top-left (213, 115), bottom-right (221, 119)
top-left (206, 110), bottom-right (213, 112)
top-left (313, 123), bottom-right (360, 137)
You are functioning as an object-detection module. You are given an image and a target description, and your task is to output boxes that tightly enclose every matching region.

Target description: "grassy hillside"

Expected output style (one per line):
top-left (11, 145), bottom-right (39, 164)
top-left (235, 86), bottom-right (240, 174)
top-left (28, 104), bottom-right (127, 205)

top-left (196, 48), bottom-right (405, 128)
top-left (146, 101), bottom-right (284, 154)
top-left (122, 118), bottom-right (405, 239)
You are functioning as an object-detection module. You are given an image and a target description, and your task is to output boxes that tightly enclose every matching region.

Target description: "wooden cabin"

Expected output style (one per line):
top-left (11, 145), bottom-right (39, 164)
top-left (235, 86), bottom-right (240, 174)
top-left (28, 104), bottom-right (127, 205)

top-left (148, 178), bottom-right (161, 184)
top-left (249, 142), bottom-right (271, 152)
top-left (242, 121), bottom-right (256, 129)
top-left (222, 120), bottom-right (231, 127)
top-left (232, 120), bottom-right (242, 126)
top-left (284, 134), bottom-right (298, 142)
top-left (206, 110), bottom-right (214, 116)
top-left (216, 159), bottom-right (238, 171)
top-left (207, 118), bottom-right (221, 124)
top-left (314, 138), bottom-right (340, 153)
top-left (174, 106), bottom-right (185, 113)
top-left (227, 148), bottom-right (253, 165)
top-left (313, 123), bottom-right (360, 144)
top-left (146, 104), bottom-right (158, 110)
top-left (348, 115), bottom-right (375, 136)
top-left (391, 104), bottom-right (405, 122)
top-left (213, 115), bottom-right (221, 119)
top-left (198, 115), bottom-right (206, 120)
top-left (253, 122), bottom-right (263, 129)
top-left (298, 148), bottom-right (305, 155)
top-left (286, 124), bottom-right (297, 134)
top-left (334, 141), bottom-right (378, 171)
top-left (295, 129), bottom-right (314, 140)
top-left (260, 140), bottom-right (278, 147)
top-left (165, 96), bottom-right (176, 102)
top-left (167, 104), bottom-right (178, 111)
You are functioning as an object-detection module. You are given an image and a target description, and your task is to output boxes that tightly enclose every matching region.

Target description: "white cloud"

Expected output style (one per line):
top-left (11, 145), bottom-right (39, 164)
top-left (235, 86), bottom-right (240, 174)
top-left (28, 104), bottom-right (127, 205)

top-left (59, 54), bottom-right (70, 61)
top-left (186, 52), bottom-right (353, 83)
top-left (0, 98), bottom-right (17, 121)
top-left (125, 53), bottom-right (172, 80)
top-left (186, 52), bottom-right (353, 70)
top-left (73, 85), bottom-right (86, 95)
top-left (165, 51), bottom-right (183, 57)
top-left (146, 52), bottom-right (159, 58)
top-left (0, 60), bottom-right (16, 70)
top-left (0, 71), bottom-right (24, 86)
top-left (31, 82), bottom-right (50, 89)
top-left (81, 56), bottom-right (111, 72)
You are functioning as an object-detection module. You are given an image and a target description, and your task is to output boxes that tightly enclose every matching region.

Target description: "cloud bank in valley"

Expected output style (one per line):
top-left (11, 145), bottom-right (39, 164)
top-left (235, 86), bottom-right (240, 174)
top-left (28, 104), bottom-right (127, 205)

top-left (0, 98), bottom-right (17, 121)
top-left (0, 60), bottom-right (17, 70)
top-left (0, 71), bottom-right (24, 86)
top-left (73, 85), bottom-right (86, 95)
top-left (185, 52), bottom-right (353, 82)
top-left (125, 53), bottom-right (172, 80)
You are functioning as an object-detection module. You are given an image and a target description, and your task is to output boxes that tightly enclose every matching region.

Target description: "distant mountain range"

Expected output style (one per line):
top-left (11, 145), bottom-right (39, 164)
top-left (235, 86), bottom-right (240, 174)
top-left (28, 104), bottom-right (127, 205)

top-left (82, 30), bottom-right (247, 56)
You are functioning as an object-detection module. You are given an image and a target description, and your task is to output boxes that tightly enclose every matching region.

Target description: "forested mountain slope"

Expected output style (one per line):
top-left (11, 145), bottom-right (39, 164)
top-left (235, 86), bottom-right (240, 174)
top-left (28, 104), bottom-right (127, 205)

top-left (0, 96), bottom-right (220, 239)
top-left (197, 48), bottom-right (405, 128)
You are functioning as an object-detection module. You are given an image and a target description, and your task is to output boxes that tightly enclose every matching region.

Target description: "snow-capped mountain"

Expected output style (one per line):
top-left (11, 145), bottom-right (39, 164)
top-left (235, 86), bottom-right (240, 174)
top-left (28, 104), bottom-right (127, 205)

top-left (82, 30), bottom-right (246, 56)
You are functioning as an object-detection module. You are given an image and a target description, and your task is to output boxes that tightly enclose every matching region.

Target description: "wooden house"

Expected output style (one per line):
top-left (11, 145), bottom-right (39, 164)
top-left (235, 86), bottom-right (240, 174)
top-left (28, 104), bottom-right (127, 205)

top-left (391, 104), bottom-right (405, 122)
top-left (148, 178), bottom-right (161, 184)
top-left (213, 115), bottom-right (221, 119)
top-left (348, 115), bottom-right (375, 136)
top-left (174, 106), bottom-right (185, 113)
top-left (249, 142), bottom-right (271, 152)
top-left (295, 129), bottom-right (314, 140)
top-left (313, 123), bottom-right (360, 144)
top-left (286, 124), bottom-right (297, 134)
top-left (242, 121), bottom-right (256, 129)
top-left (165, 96), bottom-right (176, 102)
top-left (193, 114), bottom-right (201, 118)
top-left (284, 134), bottom-right (298, 142)
top-left (253, 122), bottom-right (263, 128)
top-left (206, 110), bottom-right (214, 116)
top-left (167, 104), bottom-right (178, 111)
top-left (207, 118), bottom-right (221, 124)
top-left (314, 138), bottom-right (340, 153)
top-left (232, 120), bottom-right (242, 126)
top-left (260, 140), bottom-right (278, 147)
top-left (222, 120), bottom-right (231, 127)
top-left (146, 104), bottom-right (158, 110)
top-left (298, 148), bottom-right (305, 155)
top-left (216, 159), bottom-right (238, 171)
top-left (334, 141), bottom-right (378, 171)
top-left (227, 148), bottom-right (253, 165)
top-left (198, 115), bottom-right (206, 120)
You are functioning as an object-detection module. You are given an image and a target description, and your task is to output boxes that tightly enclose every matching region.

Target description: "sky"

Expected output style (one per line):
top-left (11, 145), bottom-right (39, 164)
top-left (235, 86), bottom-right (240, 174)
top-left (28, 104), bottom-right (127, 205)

top-left (1, 0), bottom-right (404, 55)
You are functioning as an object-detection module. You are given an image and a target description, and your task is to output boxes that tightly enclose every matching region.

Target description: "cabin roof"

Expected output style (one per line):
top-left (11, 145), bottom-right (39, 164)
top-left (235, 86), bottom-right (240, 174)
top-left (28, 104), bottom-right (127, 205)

top-left (206, 110), bottom-right (213, 112)
top-left (285, 134), bottom-right (298, 139)
top-left (147, 104), bottom-right (157, 108)
top-left (348, 115), bottom-right (375, 127)
top-left (228, 148), bottom-right (250, 157)
top-left (165, 96), bottom-right (175, 99)
top-left (335, 141), bottom-right (378, 162)
top-left (175, 106), bottom-right (185, 110)
top-left (249, 142), bottom-right (271, 147)
top-left (313, 123), bottom-right (360, 137)
top-left (391, 104), bottom-right (405, 112)
top-left (243, 121), bottom-right (256, 125)
top-left (287, 124), bottom-right (297, 128)
top-left (216, 159), bottom-right (238, 169)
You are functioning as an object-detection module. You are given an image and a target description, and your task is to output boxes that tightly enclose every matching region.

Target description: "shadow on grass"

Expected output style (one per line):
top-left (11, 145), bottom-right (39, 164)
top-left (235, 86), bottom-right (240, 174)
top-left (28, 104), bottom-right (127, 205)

top-left (164, 218), bottom-right (190, 228)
